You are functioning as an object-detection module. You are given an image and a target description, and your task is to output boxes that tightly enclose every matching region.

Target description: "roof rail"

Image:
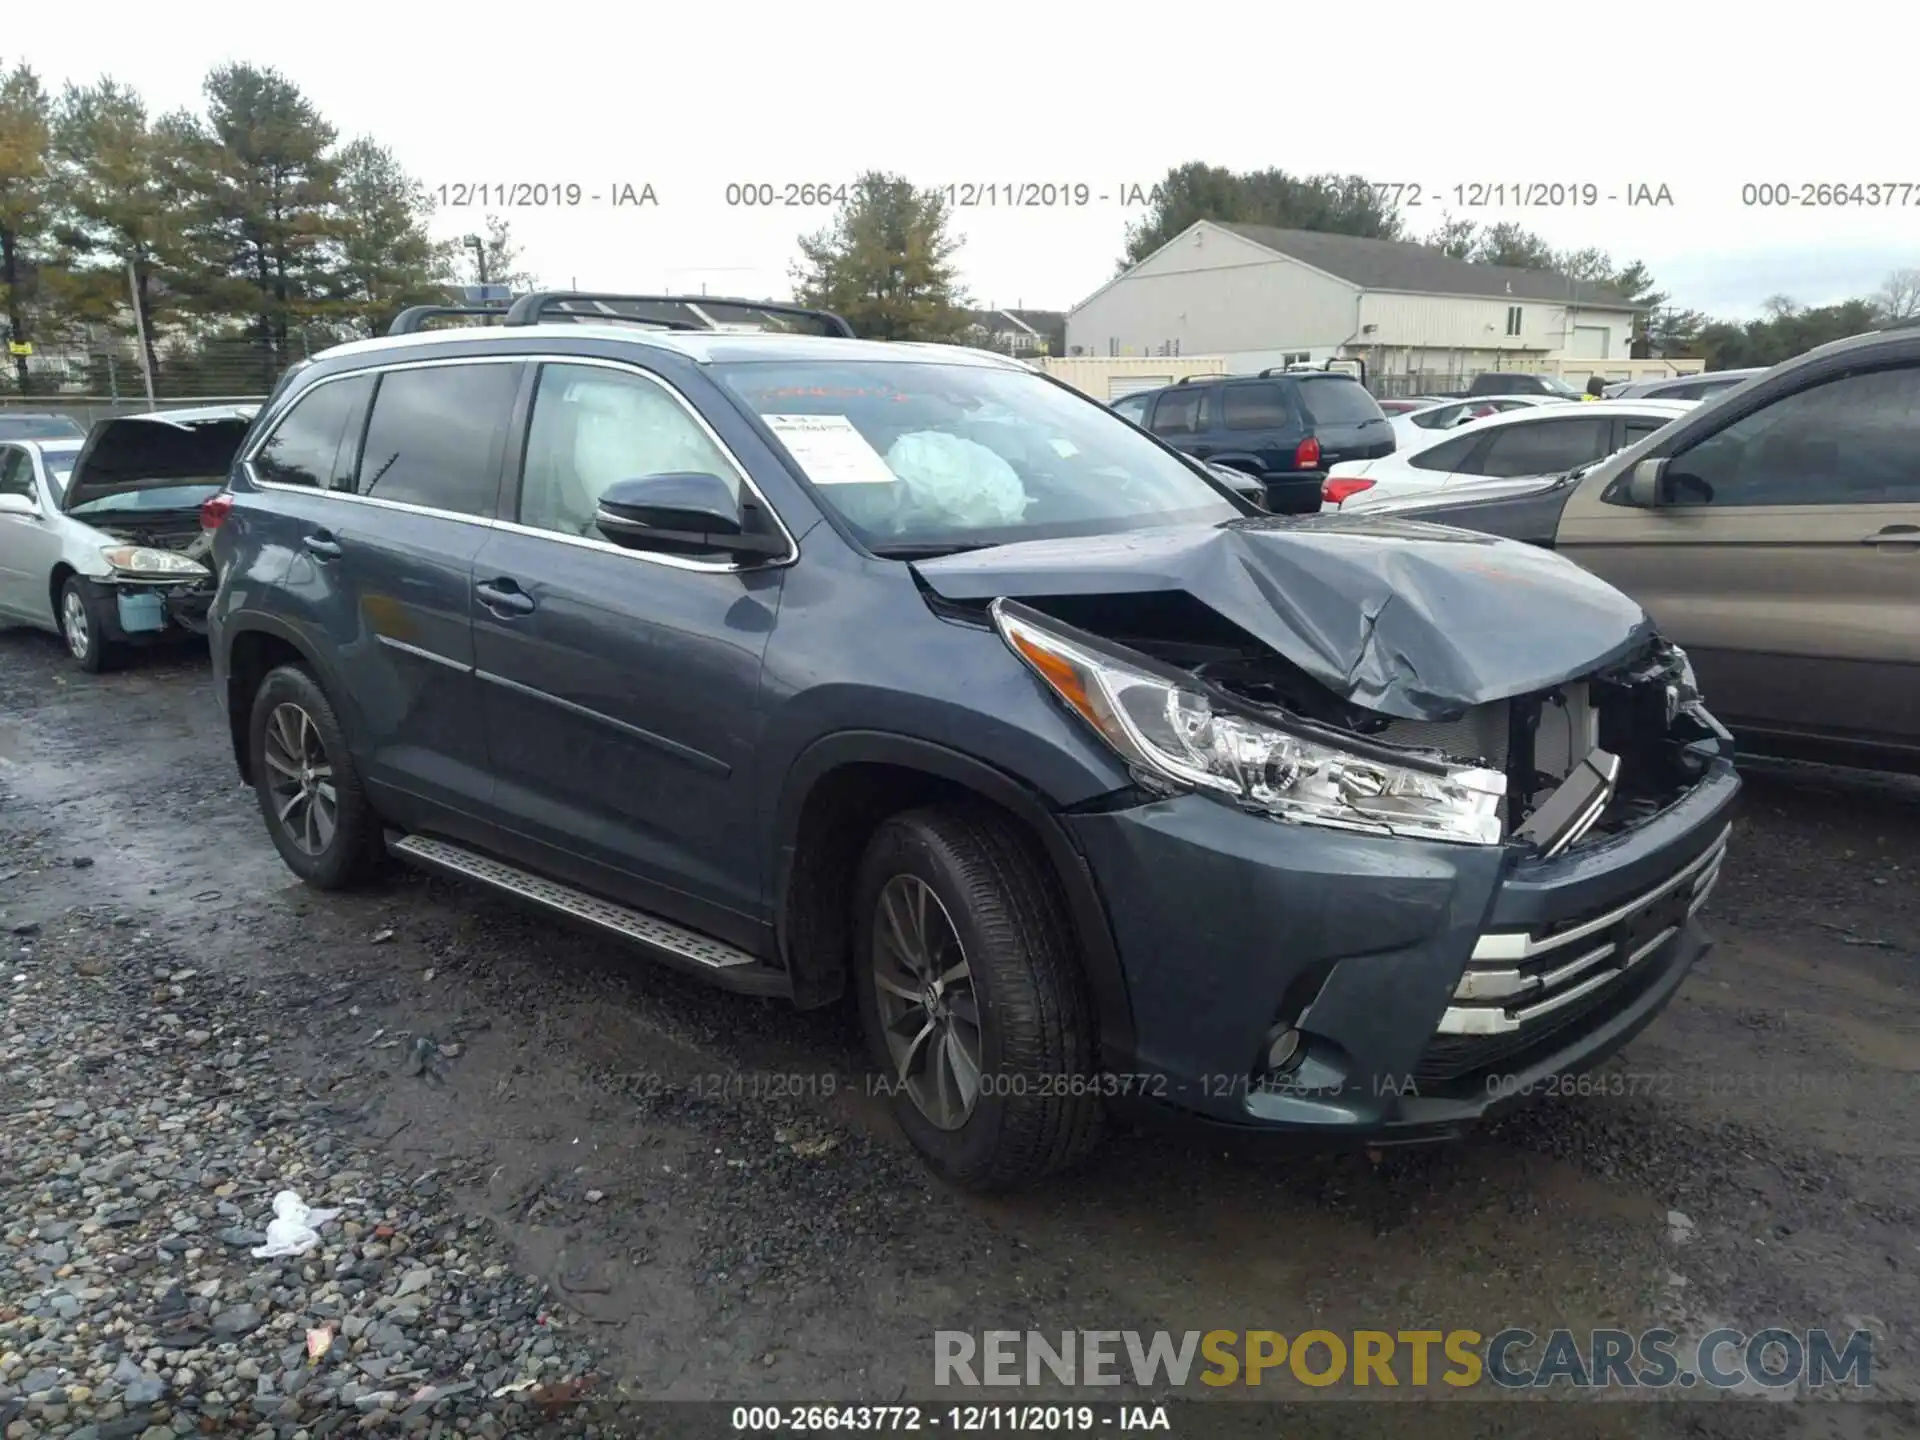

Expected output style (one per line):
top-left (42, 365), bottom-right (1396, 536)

top-left (502, 292), bottom-right (857, 338)
top-left (387, 305), bottom-right (512, 336)
top-left (1174, 373), bottom-right (1226, 385)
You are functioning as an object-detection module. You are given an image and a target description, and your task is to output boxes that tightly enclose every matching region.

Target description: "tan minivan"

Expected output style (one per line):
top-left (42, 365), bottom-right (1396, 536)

top-left (1348, 328), bottom-right (1920, 772)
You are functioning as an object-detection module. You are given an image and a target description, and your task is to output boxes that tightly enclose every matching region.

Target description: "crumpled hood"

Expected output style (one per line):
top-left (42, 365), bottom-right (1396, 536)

top-left (61, 411), bottom-right (254, 513)
top-left (911, 513), bottom-right (1655, 721)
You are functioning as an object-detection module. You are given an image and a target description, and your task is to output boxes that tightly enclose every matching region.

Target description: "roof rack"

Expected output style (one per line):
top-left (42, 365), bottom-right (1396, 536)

top-left (1258, 359), bottom-right (1370, 387)
top-left (501, 292), bottom-right (857, 338)
top-left (386, 305), bottom-right (513, 336)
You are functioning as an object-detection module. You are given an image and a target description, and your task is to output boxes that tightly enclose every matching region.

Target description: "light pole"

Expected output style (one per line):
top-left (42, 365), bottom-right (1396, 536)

top-left (465, 235), bottom-right (488, 286)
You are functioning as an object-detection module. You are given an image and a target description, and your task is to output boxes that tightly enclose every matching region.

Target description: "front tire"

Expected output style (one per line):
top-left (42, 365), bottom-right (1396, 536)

top-left (58, 576), bottom-right (120, 673)
top-left (248, 664), bottom-right (382, 889)
top-left (854, 805), bottom-right (1103, 1190)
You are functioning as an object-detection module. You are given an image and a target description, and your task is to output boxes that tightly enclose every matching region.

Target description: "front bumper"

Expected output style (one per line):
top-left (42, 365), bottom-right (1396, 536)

top-left (1066, 758), bottom-right (1739, 1140)
top-left (80, 575), bottom-right (215, 643)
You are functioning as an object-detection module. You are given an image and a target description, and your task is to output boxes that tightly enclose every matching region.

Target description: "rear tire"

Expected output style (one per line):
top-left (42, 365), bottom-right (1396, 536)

top-left (248, 664), bottom-right (382, 890)
top-left (58, 576), bottom-right (120, 674)
top-left (854, 804), bottom-right (1103, 1191)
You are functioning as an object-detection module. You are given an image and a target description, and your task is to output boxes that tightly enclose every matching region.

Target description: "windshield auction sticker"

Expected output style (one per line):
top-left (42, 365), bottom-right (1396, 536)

top-left (763, 414), bottom-right (899, 485)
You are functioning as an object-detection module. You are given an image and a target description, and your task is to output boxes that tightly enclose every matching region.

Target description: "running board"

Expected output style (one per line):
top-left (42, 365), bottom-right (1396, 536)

top-left (388, 833), bottom-right (789, 997)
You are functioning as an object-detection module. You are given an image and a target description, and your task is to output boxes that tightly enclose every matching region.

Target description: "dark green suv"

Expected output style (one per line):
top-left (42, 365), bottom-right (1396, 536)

top-left (1126, 370), bottom-right (1394, 513)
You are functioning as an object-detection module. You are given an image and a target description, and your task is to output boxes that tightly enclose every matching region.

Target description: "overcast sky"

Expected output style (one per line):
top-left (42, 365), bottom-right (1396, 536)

top-left (13, 2), bottom-right (1914, 322)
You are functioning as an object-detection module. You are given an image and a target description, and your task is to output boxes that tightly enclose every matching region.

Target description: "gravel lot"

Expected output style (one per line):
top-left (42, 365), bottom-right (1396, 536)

top-left (1, 630), bottom-right (1916, 1438)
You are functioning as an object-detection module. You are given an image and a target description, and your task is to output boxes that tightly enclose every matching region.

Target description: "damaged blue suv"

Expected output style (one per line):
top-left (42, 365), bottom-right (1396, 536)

top-left (209, 293), bottom-right (1739, 1190)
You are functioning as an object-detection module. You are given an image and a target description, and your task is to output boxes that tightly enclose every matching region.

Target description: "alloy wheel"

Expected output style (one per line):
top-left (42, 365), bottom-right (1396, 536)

top-left (262, 702), bottom-right (337, 856)
top-left (62, 590), bottom-right (90, 660)
top-left (871, 874), bottom-right (982, 1131)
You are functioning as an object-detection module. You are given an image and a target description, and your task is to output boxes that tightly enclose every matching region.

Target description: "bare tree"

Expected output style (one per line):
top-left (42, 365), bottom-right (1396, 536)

top-left (1873, 267), bottom-right (1920, 321)
top-left (1760, 293), bottom-right (1798, 321)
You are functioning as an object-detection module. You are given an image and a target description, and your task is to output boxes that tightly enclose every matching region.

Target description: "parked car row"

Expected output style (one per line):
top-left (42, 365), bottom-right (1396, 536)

top-left (1345, 331), bottom-right (1920, 774)
top-left (1324, 399), bottom-right (1699, 509)
top-left (3, 311), bottom-right (1908, 1192)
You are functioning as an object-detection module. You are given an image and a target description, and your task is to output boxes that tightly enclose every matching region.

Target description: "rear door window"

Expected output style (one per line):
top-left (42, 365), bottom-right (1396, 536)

top-left (0, 446), bottom-right (30, 498)
top-left (1295, 378), bottom-right (1384, 424)
top-left (252, 376), bottom-right (373, 489)
top-left (354, 363), bottom-right (521, 516)
top-left (1221, 382), bottom-right (1293, 430)
top-left (1619, 414), bottom-right (1675, 451)
top-left (1662, 365), bottom-right (1920, 506)
top-left (1149, 389), bottom-right (1202, 436)
top-left (1473, 417), bottom-right (1611, 478)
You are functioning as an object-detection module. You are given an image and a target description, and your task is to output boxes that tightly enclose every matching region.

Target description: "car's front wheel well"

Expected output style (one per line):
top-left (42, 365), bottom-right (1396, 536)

top-left (225, 630), bottom-right (309, 784)
top-left (47, 564), bottom-right (75, 624)
top-left (781, 763), bottom-right (1064, 1013)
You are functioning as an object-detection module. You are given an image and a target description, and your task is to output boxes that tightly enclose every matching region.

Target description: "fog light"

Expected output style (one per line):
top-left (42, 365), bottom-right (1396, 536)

top-left (1265, 1027), bottom-right (1303, 1073)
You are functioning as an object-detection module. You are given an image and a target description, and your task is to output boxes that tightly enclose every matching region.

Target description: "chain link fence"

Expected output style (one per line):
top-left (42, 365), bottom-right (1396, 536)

top-left (0, 329), bottom-right (345, 418)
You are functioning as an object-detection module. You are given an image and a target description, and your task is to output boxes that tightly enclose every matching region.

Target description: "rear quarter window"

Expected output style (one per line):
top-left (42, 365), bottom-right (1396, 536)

top-left (1295, 378), bottom-right (1385, 425)
top-left (1407, 432), bottom-right (1486, 472)
top-left (253, 376), bottom-right (373, 489)
top-left (1220, 382), bottom-right (1294, 430)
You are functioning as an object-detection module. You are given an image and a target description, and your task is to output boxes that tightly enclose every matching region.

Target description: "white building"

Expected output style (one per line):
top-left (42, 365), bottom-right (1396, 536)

top-left (1065, 221), bottom-right (1642, 392)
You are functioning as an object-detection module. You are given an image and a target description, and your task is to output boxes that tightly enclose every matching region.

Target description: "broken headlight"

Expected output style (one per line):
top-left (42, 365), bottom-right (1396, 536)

top-left (993, 602), bottom-right (1506, 846)
top-left (99, 545), bottom-right (211, 581)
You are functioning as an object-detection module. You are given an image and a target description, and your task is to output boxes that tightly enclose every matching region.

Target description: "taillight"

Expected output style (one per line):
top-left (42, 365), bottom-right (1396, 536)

top-left (200, 493), bottom-right (234, 530)
top-left (1294, 436), bottom-right (1322, 470)
top-left (1322, 476), bottom-right (1375, 507)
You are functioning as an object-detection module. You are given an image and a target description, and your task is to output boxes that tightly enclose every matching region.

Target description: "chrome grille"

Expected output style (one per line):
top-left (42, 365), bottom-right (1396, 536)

top-left (1437, 825), bottom-right (1729, 1040)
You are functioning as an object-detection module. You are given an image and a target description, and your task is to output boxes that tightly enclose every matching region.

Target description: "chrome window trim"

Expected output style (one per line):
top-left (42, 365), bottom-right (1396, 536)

top-left (239, 351), bottom-right (799, 575)
top-left (252, 478), bottom-right (500, 531)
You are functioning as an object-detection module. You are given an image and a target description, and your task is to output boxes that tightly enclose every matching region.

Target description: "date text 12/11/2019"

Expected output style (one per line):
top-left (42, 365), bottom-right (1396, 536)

top-left (434, 182), bottom-right (658, 208)
top-left (1369, 181), bottom-right (1676, 208)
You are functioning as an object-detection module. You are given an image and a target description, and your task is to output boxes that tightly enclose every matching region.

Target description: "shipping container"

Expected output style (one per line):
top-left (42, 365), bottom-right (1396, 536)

top-left (1038, 355), bottom-right (1230, 402)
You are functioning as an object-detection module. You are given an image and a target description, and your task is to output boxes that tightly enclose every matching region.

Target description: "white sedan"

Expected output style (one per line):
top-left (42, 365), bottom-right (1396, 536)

top-left (1323, 399), bottom-right (1697, 510)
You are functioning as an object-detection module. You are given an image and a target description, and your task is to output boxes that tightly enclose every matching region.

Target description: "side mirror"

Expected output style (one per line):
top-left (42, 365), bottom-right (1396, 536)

top-left (593, 473), bottom-right (786, 559)
top-left (0, 493), bottom-right (38, 517)
top-left (1624, 456), bottom-right (1670, 508)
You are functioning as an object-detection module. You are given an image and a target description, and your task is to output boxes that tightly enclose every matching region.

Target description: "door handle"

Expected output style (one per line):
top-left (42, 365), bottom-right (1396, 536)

top-left (1865, 524), bottom-right (1920, 550)
top-left (302, 531), bottom-right (342, 559)
top-left (475, 578), bottom-right (535, 616)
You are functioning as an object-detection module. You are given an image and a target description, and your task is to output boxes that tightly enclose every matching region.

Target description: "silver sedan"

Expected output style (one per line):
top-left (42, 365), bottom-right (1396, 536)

top-left (0, 407), bottom-right (254, 671)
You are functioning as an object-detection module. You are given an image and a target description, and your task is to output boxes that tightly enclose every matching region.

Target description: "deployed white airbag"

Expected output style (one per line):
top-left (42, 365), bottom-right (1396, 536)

top-left (883, 431), bottom-right (1030, 527)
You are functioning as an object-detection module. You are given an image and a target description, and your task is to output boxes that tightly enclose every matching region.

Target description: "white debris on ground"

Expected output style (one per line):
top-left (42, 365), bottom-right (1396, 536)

top-left (0, 904), bottom-right (621, 1437)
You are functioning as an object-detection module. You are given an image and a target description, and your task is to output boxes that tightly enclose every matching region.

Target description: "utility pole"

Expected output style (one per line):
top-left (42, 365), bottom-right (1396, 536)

top-left (127, 259), bottom-right (157, 409)
top-left (465, 234), bottom-right (488, 286)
